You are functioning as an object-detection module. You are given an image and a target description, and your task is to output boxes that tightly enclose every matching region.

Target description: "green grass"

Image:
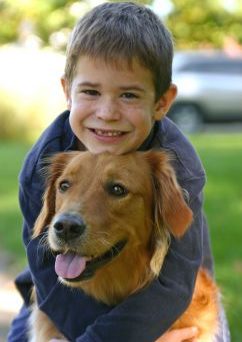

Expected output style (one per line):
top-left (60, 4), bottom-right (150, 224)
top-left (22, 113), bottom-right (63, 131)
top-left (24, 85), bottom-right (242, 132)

top-left (0, 134), bottom-right (241, 340)
top-left (0, 141), bottom-right (30, 270)
top-left (190, 133), bottom-right (242, 341)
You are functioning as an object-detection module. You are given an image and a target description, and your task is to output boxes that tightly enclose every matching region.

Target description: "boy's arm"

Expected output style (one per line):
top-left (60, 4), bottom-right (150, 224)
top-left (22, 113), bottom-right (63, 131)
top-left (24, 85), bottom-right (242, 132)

top-left (25, 188), bottom-right (203, 342)
top-left (8, 304), bottom-right (30, 342)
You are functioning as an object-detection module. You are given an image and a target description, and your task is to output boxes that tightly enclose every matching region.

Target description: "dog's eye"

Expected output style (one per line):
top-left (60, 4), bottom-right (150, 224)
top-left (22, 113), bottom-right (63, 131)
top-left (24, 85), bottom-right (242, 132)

top-left (106, 183), bottom-right (128, 197)
top-left (59, 180), bottom-right (70, 193)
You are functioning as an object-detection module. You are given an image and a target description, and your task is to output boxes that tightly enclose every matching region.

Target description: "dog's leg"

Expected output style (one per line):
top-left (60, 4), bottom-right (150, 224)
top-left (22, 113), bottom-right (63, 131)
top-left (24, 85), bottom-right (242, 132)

top-left (29, 305), bottom-right (65, 342)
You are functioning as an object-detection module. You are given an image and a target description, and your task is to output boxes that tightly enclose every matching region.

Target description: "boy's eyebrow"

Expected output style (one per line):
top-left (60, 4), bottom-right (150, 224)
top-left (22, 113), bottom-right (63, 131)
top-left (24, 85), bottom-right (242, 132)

top-left (77, 82), bottom-right (100, 88)
top-left (119, 85), bottom-right (145, 93)
top-left (76, 82), bottom-right (145, 93)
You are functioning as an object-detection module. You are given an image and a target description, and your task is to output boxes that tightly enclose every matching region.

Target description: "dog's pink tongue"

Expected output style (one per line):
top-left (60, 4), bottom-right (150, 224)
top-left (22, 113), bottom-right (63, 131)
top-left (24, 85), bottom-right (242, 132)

top-left (55, 253), bottom-right (87, 279)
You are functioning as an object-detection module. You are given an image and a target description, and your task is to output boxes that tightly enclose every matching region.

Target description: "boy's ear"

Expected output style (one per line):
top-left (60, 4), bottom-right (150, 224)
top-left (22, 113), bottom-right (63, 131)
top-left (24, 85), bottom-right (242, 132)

top-left (61, 76), bottom-right (72, 110)
top-left (153, 84), bottom-right (177, 121)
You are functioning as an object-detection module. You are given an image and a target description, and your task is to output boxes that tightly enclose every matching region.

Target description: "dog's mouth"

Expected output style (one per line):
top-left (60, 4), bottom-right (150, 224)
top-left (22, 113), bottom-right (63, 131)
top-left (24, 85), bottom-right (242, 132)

top-left (55, 239), bottom-right (127, 282)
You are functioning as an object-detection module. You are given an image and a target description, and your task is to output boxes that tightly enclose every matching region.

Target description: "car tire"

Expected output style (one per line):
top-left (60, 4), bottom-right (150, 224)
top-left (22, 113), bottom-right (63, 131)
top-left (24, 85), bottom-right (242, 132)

top-left (169, 104), bottom-right (203, 133)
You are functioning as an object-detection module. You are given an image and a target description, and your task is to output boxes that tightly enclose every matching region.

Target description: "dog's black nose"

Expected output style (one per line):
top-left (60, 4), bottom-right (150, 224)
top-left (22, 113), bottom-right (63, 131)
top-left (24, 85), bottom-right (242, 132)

top-left (53, 213), bottom-right (86, 241)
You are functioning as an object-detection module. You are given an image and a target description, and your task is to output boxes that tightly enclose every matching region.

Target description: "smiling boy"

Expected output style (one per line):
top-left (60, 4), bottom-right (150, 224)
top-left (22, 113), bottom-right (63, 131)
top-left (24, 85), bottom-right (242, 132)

top-left (8, 2), bottom-right (230, 342)
top-left (63, 56), bottom-right (176, 155)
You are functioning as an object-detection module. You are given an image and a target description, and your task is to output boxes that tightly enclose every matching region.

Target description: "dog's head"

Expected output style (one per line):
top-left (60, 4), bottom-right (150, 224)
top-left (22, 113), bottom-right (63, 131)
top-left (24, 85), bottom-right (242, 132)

top-left (34, 151), bottom-right (192, 288)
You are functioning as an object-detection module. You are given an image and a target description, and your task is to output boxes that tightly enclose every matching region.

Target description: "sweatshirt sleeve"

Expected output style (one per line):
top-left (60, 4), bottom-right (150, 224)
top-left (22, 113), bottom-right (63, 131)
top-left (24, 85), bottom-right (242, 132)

top-left (7, 304), bottom-right (30, 342)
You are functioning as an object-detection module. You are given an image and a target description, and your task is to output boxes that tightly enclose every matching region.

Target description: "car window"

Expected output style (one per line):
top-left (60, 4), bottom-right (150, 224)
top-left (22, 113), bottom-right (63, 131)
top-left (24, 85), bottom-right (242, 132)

top-left (178, 58), bottom-right (242, 75)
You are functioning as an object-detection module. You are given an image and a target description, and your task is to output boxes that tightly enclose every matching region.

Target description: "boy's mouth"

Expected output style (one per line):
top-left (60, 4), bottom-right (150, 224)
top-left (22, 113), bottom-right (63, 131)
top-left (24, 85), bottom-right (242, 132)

top-left (90, 128), bottom-right (126, 137)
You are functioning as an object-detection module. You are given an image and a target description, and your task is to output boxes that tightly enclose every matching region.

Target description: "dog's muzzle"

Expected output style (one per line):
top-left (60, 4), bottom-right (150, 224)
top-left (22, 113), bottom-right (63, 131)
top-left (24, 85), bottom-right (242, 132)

top-left (51, 213), bottom-right (128, 282)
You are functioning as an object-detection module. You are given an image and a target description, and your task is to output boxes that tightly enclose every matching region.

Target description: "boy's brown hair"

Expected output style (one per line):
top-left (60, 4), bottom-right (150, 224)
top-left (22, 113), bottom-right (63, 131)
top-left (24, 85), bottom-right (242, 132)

top-left (64, 1), bottom-right (174, 100)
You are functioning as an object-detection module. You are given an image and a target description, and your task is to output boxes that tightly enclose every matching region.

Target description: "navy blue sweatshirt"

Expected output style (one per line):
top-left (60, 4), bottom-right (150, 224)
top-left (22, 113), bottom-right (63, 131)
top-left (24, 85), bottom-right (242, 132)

top-left (8, 111), bottom-right (213, 341)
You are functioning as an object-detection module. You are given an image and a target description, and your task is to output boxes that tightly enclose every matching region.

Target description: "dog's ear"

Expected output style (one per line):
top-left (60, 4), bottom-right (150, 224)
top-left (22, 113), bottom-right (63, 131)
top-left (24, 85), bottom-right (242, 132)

top-left (33, 152), bottom-right (78, 238)
top-left (146, 150), bottom-right (193, 237)
top-left (144, 151), bottom-right (193, 275)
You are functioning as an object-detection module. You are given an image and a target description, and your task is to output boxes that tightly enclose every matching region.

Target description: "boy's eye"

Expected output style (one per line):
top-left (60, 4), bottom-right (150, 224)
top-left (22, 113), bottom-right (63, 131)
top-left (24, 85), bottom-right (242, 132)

top-left (121, 92), bottom-right (138, 99)
top-left (81, 89), bottom-right (100, 96)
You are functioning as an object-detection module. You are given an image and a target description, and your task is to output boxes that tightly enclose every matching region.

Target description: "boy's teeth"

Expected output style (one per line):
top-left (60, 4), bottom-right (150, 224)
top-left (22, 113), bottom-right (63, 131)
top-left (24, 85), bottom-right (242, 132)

top-left (95, 129), bottom-right (123, 137)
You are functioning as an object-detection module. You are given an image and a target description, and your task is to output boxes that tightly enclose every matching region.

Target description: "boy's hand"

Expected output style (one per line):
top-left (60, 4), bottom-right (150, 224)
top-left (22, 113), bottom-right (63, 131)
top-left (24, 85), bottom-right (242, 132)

top-left (48, 328), bottom-right (198, 342)
top-left (155, 327), bottom-right (198, 342)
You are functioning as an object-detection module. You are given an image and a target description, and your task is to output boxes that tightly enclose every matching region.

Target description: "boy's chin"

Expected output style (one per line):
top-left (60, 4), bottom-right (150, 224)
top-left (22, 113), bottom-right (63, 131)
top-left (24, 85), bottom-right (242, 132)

top-left (88, 146), bottom-right (126, 155)
top-left (83, 143), bottom-right (133, 155)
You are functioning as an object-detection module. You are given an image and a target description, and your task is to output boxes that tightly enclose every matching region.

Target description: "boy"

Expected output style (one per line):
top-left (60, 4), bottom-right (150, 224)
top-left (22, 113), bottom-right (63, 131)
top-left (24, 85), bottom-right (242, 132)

top-left (9, 2), bottom-right (230, 341)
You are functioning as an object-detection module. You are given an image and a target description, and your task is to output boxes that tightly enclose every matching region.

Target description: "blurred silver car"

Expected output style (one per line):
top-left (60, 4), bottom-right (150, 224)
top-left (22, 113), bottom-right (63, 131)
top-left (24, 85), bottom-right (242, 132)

top-left (168, 51), bottom-right (242, 132)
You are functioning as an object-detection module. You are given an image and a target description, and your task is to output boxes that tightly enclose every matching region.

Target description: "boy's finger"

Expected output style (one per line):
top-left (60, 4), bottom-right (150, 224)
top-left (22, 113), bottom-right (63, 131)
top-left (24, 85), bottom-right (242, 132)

top-left (155, 327), bottom-right (198, 342)
top-left (174, 326), bottom-right (198, 339)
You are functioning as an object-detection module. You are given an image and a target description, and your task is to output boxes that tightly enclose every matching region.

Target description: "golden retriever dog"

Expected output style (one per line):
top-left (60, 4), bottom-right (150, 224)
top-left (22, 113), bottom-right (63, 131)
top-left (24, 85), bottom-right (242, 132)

top-left (30, 151), bottom-right (219, 341)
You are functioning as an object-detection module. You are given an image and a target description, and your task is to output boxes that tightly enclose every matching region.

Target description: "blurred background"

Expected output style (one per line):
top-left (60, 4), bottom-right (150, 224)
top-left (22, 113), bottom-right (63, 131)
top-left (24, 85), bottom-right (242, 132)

top-left (0, 0), bottom-right (242, 340)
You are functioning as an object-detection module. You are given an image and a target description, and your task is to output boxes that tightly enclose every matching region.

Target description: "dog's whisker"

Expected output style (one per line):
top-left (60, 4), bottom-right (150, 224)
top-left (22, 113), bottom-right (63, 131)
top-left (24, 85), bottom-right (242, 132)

top-left (82, 234), bottom-right (114, 258)
top-left (36, 230), bottom-right (52, 262)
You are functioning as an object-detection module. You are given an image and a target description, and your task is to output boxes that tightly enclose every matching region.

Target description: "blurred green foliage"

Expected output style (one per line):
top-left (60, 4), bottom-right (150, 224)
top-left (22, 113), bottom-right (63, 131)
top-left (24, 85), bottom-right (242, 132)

top-left (0, 0), bottom-right (77, 45)
top-left (167, 0), bottom-right (242, 49)
top-left (0, 0), bottom-right (242, 48)
top-left (0, 0), bottom-right (152, 47)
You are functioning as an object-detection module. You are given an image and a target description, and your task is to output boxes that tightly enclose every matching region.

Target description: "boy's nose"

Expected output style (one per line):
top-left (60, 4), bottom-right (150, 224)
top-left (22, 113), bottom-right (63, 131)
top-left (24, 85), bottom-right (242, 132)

top-left (96, 98), bottom-right (120, 121)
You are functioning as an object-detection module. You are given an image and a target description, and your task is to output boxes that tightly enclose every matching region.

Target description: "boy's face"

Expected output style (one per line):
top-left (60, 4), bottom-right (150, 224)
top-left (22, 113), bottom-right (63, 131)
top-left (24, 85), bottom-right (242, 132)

top-left (62, 56), bottom-right (176, 155)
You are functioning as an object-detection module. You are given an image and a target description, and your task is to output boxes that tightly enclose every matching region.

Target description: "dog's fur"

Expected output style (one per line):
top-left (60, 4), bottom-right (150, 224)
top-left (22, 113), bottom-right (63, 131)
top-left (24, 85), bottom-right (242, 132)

top-left (30, 151), bottom-right (219, 341)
